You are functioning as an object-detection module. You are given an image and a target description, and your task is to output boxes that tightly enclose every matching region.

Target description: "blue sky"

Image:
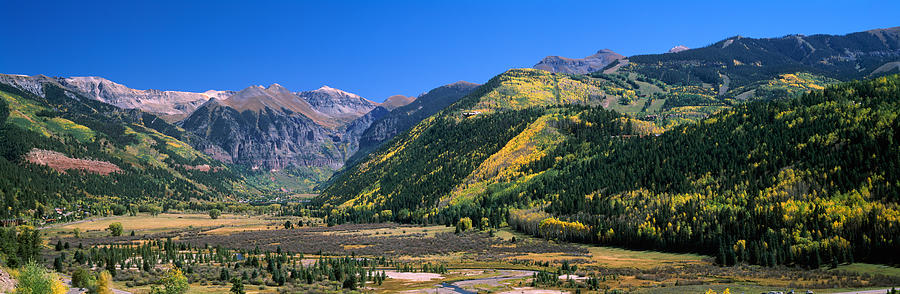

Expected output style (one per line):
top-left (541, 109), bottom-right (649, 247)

top-left (1, 0), bottom-right (897, 101)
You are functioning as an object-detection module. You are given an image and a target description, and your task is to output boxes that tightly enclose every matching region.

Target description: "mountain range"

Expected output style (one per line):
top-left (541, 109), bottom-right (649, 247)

top-left (0, 73), bottom-right (477, 182)
top-left (1, 26), bottom-right (899, 202)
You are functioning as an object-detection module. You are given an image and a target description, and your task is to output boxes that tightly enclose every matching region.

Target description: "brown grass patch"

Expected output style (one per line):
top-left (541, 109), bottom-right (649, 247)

top-left (25, 148), bottom-right (120, 175)
top-left (54, 213), bottom-right (268, 232)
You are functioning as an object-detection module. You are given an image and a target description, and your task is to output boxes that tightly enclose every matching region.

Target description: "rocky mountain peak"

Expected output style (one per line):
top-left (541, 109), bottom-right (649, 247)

top-left (668, 45), bottom-right (690, 53)
top-left (381, 95), bottom-right (415, 110)
top-left (591, 49), bottom-right (621, 56)
top-left (307, 85), bottom-right (362, 99)
top-left (534, 49), bottom-right (626, 74)
top-left (266, 83), bottom-right (290, 93)
top-left (297, 86), bottom-right (376, 123)
top-left (224, 84), bottom-right (313, 115)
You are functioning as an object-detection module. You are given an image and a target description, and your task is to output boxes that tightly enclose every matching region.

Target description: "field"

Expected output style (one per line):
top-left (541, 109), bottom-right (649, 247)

top-left (36, 212), bottom-right (900, 293)
top-left (46, 213), bottom-right (278, 235)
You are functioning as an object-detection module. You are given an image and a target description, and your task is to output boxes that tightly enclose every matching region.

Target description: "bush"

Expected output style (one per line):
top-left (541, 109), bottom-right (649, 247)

top-left (111, 204), bottom-right (128, 216)
top-left (151, 268), bottom-right (188, 294)
top-left (208, 209), bottom-right (221, 220)
top-left (108, 223), bottom-right (123, 237)
top-left (230, 278), bottom-right (245, 294)
top-left (456, 217), bottom-right (473, 233)
top-left (97, 271), bottom-right (114, 294)
top-left (139, 204), bottom-right (162, 216)
top-left (379, 210), bottom-right (393, 222)
top-left (14, 261), bottom-right (68, 294)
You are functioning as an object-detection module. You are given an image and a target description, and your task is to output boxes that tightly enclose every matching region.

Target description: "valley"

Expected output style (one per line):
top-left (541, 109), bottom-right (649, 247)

top-left (1, 19), bottom-right (899, 294)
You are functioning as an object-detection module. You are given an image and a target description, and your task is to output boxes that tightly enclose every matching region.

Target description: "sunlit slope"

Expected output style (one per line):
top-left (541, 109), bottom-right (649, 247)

top-left (319, 68), bottom-right (647, 212)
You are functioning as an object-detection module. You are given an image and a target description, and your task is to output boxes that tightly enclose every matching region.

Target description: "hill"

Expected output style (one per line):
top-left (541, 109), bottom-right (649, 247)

top-left (319, 73), bottom-right (900, 267)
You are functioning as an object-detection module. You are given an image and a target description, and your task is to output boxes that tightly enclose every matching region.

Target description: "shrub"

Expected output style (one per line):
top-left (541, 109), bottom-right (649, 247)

top-left (230, 278), bottom-right (245, 294)
top-left (97, 271), bottom-right (114, 294)
top-left (71, 268), bottom-right (96, 289)
top-left (108, 223), bottom-right (123, 237)
top-left (456, 217), bottom-right (473, 233)
top-left (151, 268), bottom-right (188, 294)
top-left (14, 261), bottom-right (68, 294)
top-left (208, 209), bottom-right (221, 220)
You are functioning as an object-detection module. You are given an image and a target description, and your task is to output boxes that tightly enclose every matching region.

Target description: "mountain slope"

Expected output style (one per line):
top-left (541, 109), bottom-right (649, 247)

top-left (498, 74), bottom-right (900, 266)
top-left (352, 81), bottom-right (479, 162)
top-left (0, 77), bottom-right (247, 220)
top-left (320, 68), bottom-right (653, 210)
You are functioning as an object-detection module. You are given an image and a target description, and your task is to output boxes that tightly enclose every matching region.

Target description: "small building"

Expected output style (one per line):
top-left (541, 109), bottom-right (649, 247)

top-left (1, 218), bottom-right (25, 227)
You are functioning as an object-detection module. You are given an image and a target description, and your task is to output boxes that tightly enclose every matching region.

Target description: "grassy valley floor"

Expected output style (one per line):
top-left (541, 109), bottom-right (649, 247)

top-left (35, 213), bottom-right (900, 293)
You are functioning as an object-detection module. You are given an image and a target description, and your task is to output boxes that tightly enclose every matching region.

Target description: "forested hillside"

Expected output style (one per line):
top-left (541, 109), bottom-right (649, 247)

top-left (319, 68), bottom-right (652, 212)
top-left (0, 81), bottom-right (247, 221)
top-left (320, 74), bottom-right (900, 267)
top-left (502, 74), bottom-right (900, 267)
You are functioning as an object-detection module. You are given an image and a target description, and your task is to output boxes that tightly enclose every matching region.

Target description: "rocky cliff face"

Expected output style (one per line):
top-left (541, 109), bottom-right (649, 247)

top-left (179, 98), bottom-right (351, 170)
top-left (533, 49), bottom-right (626, 74)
